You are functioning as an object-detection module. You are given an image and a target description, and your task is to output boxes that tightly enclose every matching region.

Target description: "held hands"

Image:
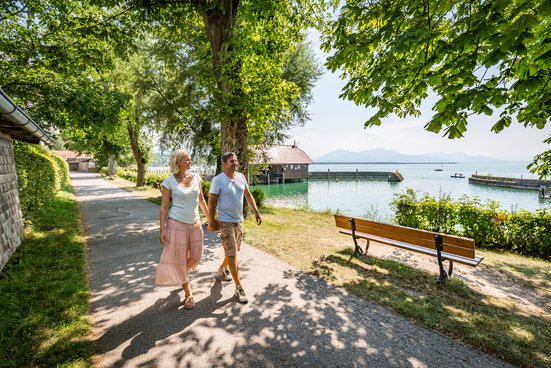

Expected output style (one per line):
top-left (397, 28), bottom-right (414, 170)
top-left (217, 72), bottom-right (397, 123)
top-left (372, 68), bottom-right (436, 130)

top-left (208, 219), bottom-right (220, 232)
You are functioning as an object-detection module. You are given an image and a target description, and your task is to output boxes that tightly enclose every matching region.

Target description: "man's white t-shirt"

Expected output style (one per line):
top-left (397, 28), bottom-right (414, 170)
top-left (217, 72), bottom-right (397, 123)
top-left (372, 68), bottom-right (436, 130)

top-left (161, 173), bottom-right (201, 224)
top-left (209, 172), bottom-right (247, 222)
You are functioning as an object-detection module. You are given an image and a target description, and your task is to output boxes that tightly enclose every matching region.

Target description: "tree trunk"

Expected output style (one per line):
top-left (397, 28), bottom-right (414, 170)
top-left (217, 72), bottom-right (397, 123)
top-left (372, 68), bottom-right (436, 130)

top-left (221, 116), bottom-right (249, 177)
top-left (194, 0), bottom-right (249, 178)
top-left (108, 153), bottom-right (117, 176)
top-left (127, 122), bottom-right (146, 187)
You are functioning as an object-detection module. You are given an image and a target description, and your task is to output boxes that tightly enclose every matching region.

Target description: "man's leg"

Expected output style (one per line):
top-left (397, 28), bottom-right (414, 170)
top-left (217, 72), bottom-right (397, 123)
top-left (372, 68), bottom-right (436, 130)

top-left (226, 255), bottom-right (241, 288)
top-left (218, 222), bottom-right (236, 282)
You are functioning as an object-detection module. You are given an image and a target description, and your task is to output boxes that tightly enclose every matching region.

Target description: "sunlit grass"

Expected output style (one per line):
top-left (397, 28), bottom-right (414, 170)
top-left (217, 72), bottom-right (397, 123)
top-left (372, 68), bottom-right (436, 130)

top-left (244, 206), bottom-right (551, 368)
top-left (0, 189), bottom-right (94, 368)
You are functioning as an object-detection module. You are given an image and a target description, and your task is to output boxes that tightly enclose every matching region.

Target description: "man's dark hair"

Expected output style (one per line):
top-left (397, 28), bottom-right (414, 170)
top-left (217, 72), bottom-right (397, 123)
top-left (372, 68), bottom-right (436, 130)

top-left (221, 152), bottom-right (236, 163)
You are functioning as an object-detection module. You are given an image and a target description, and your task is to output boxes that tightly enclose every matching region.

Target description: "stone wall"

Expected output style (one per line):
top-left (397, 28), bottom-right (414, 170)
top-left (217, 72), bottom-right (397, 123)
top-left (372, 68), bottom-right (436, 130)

top-left (0, 133), bottom-right (24, 272)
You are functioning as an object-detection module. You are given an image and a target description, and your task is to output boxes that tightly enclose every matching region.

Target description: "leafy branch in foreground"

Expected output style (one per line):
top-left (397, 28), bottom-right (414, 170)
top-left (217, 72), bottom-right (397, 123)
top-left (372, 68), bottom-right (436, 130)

top-left (322, 0), bottom-right (551, 175)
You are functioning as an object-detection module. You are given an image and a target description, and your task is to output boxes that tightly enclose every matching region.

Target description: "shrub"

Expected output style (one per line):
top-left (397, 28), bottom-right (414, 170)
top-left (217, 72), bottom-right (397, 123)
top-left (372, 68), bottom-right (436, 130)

top-left (417, 192), bottom-right (457, 233)
top-left (201, 180), bottom-right (211, 200)
top-left (144, 172), bottom-right (169, 188)
top-left (49, 152), bottom-right (70, 190)
top-left (504, 209), bottom-right (551, 258)
top-left (14, 142), bottom-right (62, 223)
top-left (390, 189), bottom-right (422, 228)
top-left (116, 167), bottom-right (137, 182)
top-left (455, 196), bottom-right (506, 248)
top-left (391, 191), bottom-right (550, 259)
top-left (251, 188), bottom-right (266, 208)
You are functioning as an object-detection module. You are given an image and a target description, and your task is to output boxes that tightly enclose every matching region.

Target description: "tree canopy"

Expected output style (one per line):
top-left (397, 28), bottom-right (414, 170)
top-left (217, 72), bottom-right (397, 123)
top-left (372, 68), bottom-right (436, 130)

top-left (323, 0), bottom-right (551, 175)
top-left (0, 0), bottom-right (131, 131)
top-left (99, 0), bottom-right (323, 175)
top-left (2, 0), bottom-right (324, 178)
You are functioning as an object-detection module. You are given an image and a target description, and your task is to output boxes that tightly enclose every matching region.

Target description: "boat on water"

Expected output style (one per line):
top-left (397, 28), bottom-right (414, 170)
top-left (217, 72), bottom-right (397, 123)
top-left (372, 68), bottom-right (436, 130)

top-left (451, 173), bottom-right (465, 178)
top-left (434, 168), bottom-right (443, 171)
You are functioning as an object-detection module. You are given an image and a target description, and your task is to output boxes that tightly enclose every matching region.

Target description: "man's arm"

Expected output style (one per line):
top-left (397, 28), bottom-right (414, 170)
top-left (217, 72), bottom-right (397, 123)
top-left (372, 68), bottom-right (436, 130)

top-left (244, 186), bottom-right (262, 225)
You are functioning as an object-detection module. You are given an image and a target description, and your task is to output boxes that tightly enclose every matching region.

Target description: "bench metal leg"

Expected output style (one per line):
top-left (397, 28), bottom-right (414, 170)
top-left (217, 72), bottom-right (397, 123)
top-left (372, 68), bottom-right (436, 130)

top-left (436, 260), bottom-right (454, 285)
top-left (349, 218), bottom-right (365, 255)
top-left (437, 259), bottom-right (448, 285)
top-left (352, 236), bottom-right (363, 255)
top-left (434, 234), bottom-right (454, 285)
top-left (352, 236), bottom-right (369, 255)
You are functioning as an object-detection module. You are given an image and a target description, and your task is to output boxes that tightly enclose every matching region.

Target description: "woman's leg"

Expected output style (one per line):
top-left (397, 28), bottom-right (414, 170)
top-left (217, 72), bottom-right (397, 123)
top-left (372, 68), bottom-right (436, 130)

top-left (182, 282), bottom-right (191, 298)
top-left (187, 223), bottom-right (204, 270)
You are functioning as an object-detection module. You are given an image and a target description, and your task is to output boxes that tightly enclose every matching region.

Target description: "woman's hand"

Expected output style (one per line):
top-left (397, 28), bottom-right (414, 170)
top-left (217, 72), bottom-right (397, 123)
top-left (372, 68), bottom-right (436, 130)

top-left (159, 230), bottom-right (167, 246)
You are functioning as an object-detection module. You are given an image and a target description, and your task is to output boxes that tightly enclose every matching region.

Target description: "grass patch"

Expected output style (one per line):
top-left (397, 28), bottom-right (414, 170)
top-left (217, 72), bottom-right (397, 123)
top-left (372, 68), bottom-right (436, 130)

top-left (244, 206), bottom-right (551, 368)
top-left (0, 188), bottom-right (93, 367)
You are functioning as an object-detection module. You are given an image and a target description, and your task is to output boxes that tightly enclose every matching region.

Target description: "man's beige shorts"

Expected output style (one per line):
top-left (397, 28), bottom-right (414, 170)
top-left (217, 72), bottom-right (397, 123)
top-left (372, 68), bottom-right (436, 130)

top-left (219, 221), bottom-right (243, 257)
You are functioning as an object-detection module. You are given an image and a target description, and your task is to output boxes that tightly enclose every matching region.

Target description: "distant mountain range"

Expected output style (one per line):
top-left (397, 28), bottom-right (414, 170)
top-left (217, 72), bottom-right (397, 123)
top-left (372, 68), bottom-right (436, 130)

top-left (315, 149), bottom-right (506, 163)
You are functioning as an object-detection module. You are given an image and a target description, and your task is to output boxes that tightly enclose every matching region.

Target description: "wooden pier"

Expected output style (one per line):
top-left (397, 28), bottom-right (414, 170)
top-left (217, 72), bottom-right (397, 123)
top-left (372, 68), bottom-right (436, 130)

top-left (468, 175), bottom-right (551, 190)
top-left (309, 170), bottom-right (404, 182)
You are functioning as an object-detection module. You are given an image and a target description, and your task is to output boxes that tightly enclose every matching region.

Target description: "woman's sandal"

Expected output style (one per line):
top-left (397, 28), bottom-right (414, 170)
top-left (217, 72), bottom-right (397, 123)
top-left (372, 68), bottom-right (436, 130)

top-left (184, 296), bottom-right (195, 310)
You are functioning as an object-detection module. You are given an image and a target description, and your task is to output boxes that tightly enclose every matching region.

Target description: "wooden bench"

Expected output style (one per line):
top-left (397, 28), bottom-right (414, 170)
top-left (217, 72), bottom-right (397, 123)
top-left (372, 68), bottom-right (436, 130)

top-left (334, 215), bottom-right (484, 284)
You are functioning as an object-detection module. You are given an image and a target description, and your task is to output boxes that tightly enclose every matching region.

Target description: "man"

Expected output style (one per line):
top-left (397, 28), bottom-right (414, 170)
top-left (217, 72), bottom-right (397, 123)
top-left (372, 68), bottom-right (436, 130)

top-left (208, 152), bottom-right (262, 303)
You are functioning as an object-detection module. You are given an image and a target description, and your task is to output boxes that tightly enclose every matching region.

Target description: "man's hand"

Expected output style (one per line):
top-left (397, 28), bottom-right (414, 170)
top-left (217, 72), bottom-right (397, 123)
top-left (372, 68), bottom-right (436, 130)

top-left (208, 219), bottom-right (220, 231)
top-left (255, 211), bottom-right (262, 225)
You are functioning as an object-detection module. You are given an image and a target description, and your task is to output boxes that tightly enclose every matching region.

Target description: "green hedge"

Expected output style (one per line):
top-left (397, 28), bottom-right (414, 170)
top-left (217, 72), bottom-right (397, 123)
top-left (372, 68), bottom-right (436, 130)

top-left (115, 167), bottom-right (170, 189)
top-left (391, 189), bottom-right (550, 259)
top-left (14, 142), bottom-right (66, 224)
top-left (48, 151), bottom-right (71, 191)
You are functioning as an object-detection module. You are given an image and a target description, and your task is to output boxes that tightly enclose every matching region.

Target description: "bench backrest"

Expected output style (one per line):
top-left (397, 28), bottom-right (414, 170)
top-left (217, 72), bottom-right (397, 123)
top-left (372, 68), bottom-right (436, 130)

top-left (334, 215), bottom-right (476, 259)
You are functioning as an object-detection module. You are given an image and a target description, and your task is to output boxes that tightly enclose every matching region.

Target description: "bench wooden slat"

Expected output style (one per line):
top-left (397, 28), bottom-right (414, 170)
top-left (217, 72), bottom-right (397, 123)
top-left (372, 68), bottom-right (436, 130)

top-left (335, 215), bottom-right (476, 247)
top-left (335, 215), bottom-right (476, 259)
top-left (338, 229), bottom-right (483, 267)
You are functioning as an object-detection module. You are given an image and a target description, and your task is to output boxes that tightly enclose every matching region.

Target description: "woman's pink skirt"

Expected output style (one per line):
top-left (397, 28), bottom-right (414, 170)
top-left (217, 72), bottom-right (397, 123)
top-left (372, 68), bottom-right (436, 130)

top-left (155, 218), bottom-right (204, 286)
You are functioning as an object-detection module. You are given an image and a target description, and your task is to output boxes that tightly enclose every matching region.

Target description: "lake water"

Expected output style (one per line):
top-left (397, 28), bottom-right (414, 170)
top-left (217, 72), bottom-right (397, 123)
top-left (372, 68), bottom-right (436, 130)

top-left (251, 162), bottom-right (551, 221)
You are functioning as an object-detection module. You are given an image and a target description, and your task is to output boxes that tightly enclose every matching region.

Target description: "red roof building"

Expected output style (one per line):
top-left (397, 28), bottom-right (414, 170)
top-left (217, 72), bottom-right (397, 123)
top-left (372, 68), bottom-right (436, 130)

top-left (252, 144), bottom-right (314, 183)
top-left (52, 150), bottom-right (94, 172)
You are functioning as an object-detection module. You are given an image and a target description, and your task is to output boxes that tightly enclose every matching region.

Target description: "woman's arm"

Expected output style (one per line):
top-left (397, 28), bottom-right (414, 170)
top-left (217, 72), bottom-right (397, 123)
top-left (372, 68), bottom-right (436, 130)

top-left (159, 185), bottom-right (171, 245)
top-left (198, 186), bottom-right (209, 221)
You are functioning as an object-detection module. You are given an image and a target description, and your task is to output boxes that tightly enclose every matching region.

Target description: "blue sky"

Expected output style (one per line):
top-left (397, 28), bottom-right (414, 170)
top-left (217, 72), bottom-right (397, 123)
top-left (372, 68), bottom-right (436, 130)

top-left (287, 32), bottom-right (550, 162)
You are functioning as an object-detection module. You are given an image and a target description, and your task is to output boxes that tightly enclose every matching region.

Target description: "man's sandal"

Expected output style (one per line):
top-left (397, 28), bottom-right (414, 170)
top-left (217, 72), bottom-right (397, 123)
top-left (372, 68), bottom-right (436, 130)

top-left (184, 296), bottom-right (195, 310)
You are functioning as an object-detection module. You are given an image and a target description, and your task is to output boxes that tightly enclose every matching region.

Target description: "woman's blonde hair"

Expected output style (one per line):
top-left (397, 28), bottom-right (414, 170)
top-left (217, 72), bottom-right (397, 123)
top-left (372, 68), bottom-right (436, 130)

top-left (169, 149), bottom-right (190, 174)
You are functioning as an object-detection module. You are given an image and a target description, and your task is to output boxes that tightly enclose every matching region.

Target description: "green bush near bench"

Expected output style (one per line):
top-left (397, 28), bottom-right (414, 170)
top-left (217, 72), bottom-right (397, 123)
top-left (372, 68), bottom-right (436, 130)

top-left (392, 189), bottom-right (550, 259)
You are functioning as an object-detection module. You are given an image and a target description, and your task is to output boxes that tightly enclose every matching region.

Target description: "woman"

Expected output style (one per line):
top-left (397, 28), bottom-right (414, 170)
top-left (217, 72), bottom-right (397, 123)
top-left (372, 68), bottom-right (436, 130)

top-left (156, 149), bottom-right (209, 309)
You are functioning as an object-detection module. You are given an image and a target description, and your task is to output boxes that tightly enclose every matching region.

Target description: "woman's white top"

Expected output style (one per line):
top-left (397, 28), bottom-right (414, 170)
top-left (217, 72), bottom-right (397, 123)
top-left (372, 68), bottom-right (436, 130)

top-left (161, 173), bottom-right (201, 224)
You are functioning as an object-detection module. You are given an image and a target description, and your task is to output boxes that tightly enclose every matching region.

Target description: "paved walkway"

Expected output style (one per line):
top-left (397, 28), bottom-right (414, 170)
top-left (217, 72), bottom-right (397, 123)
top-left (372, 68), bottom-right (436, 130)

top-left (72, 172), bottom-right (513, 368)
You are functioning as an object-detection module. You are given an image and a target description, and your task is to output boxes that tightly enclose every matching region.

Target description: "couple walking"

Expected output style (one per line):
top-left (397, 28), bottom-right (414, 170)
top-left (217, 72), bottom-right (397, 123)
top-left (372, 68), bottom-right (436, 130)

top-left (155, 150), bottom-right (262, 309)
